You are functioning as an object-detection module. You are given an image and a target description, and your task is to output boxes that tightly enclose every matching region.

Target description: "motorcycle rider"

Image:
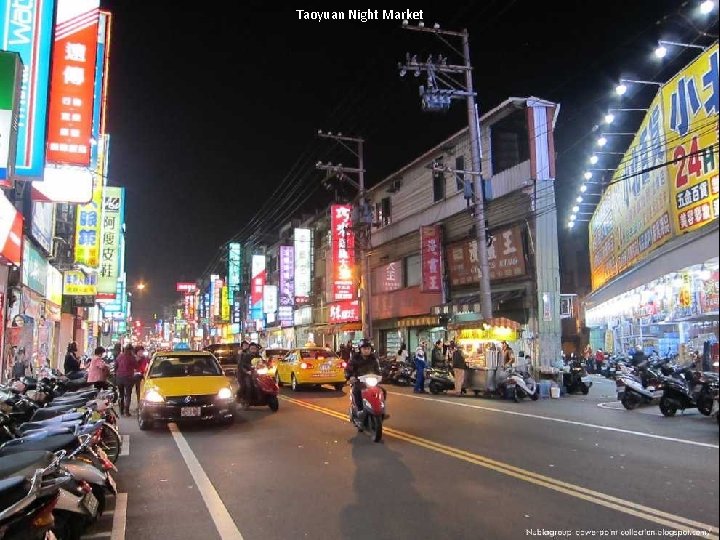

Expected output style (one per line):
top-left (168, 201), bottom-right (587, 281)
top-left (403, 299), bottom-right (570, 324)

top-left (345, 338), bottom-right (385, 416)
top-left (237, 342), bottom-right (259, 409)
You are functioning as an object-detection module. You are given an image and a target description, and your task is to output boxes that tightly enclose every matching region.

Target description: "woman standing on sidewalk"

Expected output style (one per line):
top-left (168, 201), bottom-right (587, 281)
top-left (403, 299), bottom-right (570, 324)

top-left (87, 346), bottom-right (110, 390)
top-left (114, 344), bottom-right (138, 416)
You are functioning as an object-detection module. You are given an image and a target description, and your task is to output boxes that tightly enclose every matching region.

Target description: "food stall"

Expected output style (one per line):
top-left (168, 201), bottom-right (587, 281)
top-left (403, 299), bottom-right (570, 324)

top-left (449, 318), bottom-right (523, 397)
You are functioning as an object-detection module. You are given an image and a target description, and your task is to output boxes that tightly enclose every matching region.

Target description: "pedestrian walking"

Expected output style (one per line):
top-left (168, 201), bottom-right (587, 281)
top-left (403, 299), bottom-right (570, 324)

top-left (594, 348), bottom-right (604, 374)
top-left (500, 341), bottom-right (515, 369)
top-left (397, 343), bottom-right (409, 363)
top-left (133, 345), bottom-right (150, 408)
top-left (451, 342), bottom-right (466, 395)
top-left (114, 344), bottom-right (138, 416)
top-left (64, 342), bottom-right (81, 376)
top-left (87, 346), bottom-right (110, 390)
top-left (583, 344), bottom-right (593, 373)
top-left (431, 340), bottom-right (444, 368)
top-left (413, 345), bottom-right (427, 393)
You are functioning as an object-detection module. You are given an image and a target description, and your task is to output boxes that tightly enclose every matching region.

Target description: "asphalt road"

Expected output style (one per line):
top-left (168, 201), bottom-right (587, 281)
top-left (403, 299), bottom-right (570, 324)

top-left (112, 375), bottom-right (719, 540)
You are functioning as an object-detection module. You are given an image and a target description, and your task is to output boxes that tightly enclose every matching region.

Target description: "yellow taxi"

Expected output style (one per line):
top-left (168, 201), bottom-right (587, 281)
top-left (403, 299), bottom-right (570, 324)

top-left (274, 347), bottom-right (347, 391)
top-left (138, 350), bottom-right (235, 430)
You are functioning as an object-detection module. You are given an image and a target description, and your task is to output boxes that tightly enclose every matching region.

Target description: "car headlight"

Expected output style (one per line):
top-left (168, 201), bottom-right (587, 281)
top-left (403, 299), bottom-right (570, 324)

top-left (217, 387), bottom-right (233, 400)
top-left (144, 389), bottom-right (165, 403)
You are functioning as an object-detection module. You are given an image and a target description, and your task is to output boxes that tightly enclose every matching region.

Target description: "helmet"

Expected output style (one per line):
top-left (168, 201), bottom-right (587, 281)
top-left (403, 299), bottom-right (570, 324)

top-left (359, 338), bottom-right (373, 349)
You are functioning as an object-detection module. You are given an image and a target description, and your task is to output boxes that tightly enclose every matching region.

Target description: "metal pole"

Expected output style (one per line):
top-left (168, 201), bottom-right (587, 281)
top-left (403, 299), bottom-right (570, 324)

top-left (462, 29), bottom-right (493, 320)
top-left (358, 139), bottom-right (373, 341)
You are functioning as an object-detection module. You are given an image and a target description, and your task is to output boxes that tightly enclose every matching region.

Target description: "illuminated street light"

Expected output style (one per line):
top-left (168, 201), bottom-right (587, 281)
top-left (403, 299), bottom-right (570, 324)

top-left (597, 136), bottom-right (608, 147)
top-left (576, 196), bottom-right (583, 203)
top-left (615, 84), bottom-right (627, 96)
top-left (700, 0), bottom-right (715, 14)
top-left (654, 45), bottom-right (667, 59)
top-left (604, 113), bottom-right (615, 124)
top-left (580, 185), bottom-right (588, 193)
top-left (567, 221), bottom-right (575, 228)
top-left (589, 155), bottom-right (599, 165)
top-left (584, 171), bottom-right (593, 180)
top-left (572, 205), bottom-right (580, 212)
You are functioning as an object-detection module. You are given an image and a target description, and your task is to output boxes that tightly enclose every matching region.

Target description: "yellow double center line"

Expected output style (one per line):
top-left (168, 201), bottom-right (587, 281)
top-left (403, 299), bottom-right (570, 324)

top-left (281, 395), bottom-right (719, 539)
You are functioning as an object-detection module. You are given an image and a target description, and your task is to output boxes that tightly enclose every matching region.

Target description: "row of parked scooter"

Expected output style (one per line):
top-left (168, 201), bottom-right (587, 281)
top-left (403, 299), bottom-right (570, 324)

top-left (615, 356), bottom-right (720, 423)
top-left (0, 373), bottom-right (122, 539)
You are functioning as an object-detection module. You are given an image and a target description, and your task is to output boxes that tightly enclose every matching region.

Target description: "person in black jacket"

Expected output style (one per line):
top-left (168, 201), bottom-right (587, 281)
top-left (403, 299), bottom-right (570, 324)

top-left (237, 342), bottom-right (258, 408)
top-left (345, 338), bottom-right (381, 412)
top-left (64, 342), bottom-right (81, 375)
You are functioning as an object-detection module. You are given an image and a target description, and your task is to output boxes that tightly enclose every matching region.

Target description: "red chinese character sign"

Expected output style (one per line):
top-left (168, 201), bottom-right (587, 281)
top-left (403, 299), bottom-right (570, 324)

top-left (46, 0), bottom-right (100, 166)
top-left (329, 300), bottom-right (360, 324)
top-left (331, 204), bottom-right (356, 301)
top-left (421, 226), bottom-right (442, 292)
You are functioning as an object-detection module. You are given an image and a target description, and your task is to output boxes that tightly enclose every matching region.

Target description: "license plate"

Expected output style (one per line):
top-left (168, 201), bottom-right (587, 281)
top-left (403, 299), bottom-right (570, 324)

top-left (106, 472), bottom-right (117, 493)
top-left (320, 363), bottom-right (332, 373)
top-left (82, 492), bottom-right (99, 516)
top-left (181, 407), bottom-right (201, 417)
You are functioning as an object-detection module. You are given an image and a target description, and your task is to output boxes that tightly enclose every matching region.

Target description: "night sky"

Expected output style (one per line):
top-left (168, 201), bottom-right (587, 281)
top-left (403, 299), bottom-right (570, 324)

top-left (99, 1), bottom-right (717, 320)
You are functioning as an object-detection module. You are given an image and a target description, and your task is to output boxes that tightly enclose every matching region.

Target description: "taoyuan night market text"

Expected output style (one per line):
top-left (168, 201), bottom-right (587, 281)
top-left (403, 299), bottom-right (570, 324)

top-left (296, 10), bottom-right (424, 22)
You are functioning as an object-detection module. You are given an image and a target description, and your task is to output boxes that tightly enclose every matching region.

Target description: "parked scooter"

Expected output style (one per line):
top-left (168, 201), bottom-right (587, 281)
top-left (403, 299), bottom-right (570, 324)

top-left (500, 368), bottom-right (539, 402)
top-left (348, 374), bottom-right (386, 442)
top-left (659, 365), bottom-right (719, 417)
top-left (238, 360), bottom-right (279, 412)
top-left (0, 456), bottom-right (72, 540)
top-left (428, 366), bottom-right (460, 395)
top-left (562, 358), bottom-right (592, 395)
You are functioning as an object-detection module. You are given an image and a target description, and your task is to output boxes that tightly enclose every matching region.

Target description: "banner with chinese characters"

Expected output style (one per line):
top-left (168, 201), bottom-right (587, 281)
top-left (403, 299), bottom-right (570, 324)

top-left (74, 175), bottom-right (103, 267)
top-left (96, 187), bottom-right (123, 298)
top-left (421, 225), bottom-right (442, 292)
top-left (662, 43), bottom-right (719, 235)
top-left (221, 286), bottom-right (230, 321)
top-left (250, 255), bottom-right (266, 320)
top-left (0, 50), bottom-right (22, 188)
top-left (331, 205), bottom-right (356, 301)
top-left (0, 0), bottom-right (55, 180)
top-left (263, 285), bottom-right (277, 315)
top-left (90, 11), bottom-right (111, 168)
top-left (294, 228), bottom-right (312, 303)
top-left (445, 225), bottom-right (527, 287)
top-left (63, 270), bottom-right (96, 295)
top-left (329, 300), bottom-right (360, 324)
top-left (279, 246), bottom-right (294, 324)
top-left (374, 261), bottom-right (403, 293)
top-left (45, 0), bottom-right (100, 166)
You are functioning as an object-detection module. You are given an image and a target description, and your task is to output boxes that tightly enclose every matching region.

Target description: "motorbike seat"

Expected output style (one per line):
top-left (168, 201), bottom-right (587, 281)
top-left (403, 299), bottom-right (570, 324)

top-left (30, 405), bottom-right (82, 422)
top-left (18, 419), bottom-right (83, 434)
top-left (0, 476), bottom-right (28, 510)
top-left (0, 434), bottom-right (77, 456)
top-left (55, 391), bottom-right (96, 401)
top-left (19, 426), bottom-right (76, 438)
top-left (0, 451), bottom-right (54, 479)
top-left (32, 412), bottom-right (85, 424)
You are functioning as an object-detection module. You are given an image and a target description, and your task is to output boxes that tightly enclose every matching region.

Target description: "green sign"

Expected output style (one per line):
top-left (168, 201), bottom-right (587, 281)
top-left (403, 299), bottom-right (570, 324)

top-left (22, 239), bottom-right (48, 296)
top-left (97, 187), bottom-right (124, 296)
top-left (0, 51), bottom-right (22, 186)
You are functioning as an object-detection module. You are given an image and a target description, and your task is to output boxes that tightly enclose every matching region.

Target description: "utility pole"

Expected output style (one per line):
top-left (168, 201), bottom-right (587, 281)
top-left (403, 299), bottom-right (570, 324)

top-left (397, 22), bottom-right (493, 320)
top-left (315, 131), bottom-right (374, 341)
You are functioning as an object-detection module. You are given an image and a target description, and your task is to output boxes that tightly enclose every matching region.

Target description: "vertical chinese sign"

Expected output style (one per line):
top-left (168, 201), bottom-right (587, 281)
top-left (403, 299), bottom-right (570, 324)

top-left (228, 243), bottom-right (242, 325)
top-left (331, 204), bottom-right (356, 301)
top-left (74, 176), bottom-right (103, 267)
top-left (279, 246), bottom-right (294, 326)
top-left (294, 228), bottom-right (312, 304)
top-left (250, 255), bottom-right (266, 321)
top-left (46, 0), bottom-right (100, 166)
top-left (420, 226), bottom-right (442, 292)
top-left (0, 0), bottom-right (55, 180)
top-left (96, 187), bottom-right (123, 299)
top-left (0, 51), bottom-right (22, 187)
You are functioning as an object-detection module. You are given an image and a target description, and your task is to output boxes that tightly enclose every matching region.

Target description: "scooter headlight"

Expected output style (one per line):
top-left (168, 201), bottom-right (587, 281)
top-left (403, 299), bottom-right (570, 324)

top-left (217, 387), bottom-right (233, 400)
top-left (255, 367), bottom-right (269, 375)
top-left (365, 376), bottom-right (379, 387)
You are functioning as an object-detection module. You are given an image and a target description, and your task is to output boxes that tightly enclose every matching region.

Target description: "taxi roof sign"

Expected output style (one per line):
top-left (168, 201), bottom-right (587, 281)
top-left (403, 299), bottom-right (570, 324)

top-left (173, 343), bottom-right (191, 351)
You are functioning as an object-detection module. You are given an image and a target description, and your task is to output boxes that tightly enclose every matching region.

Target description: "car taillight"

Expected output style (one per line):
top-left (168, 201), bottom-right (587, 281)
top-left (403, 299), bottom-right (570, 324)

top-left (300, 362), bottom-right (313, 369)
top-left (340, 361), bottom-right (348, 368)
top-left (31, 496), bottom-right (58, 528)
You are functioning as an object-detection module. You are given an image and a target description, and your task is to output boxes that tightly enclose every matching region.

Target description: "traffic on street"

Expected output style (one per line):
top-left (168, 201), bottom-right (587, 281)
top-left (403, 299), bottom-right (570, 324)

top-left (1, 2), bottom-right (719, 539)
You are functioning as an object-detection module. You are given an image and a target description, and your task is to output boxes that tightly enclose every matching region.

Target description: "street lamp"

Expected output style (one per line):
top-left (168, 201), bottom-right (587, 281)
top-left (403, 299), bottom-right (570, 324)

top-left (136, 282), bottom-right (146, 291)
top-left (654, 40), bottom-right (707, 59)
top-left (616, 78), bottom-right (662, 96)
top-left (700, 0), bottom-right (715, 14)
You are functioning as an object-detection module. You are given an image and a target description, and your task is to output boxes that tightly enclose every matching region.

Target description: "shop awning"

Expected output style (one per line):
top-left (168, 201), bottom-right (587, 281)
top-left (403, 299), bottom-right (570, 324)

top-left (313, 322), bottom-right (362, 335)
top-left (432, 290), bottom-right (525, 317)
top-left (448, 317), bottom-right (522, 331)
top-left (397, 316), bottom-right (441, 328)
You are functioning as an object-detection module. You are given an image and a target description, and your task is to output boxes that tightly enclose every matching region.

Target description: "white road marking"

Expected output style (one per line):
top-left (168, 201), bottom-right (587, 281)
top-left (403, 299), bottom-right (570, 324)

top-left (110, 493), bottom-right (127, 540)
top-left (389, 391), bottom-right (719, 449)
top-left (168, 423), bottom-right (244, 540)
top-left (119, 435), bottom-right (130, 456)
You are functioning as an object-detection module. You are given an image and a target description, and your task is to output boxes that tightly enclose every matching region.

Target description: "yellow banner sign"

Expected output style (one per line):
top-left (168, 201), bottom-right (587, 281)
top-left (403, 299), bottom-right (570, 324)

top-left (662, 43), bottom-right (719, 235)
top-left (589, 44), bottom-right (719, 291)
top-left (74, 175), bottom-right (103, 267)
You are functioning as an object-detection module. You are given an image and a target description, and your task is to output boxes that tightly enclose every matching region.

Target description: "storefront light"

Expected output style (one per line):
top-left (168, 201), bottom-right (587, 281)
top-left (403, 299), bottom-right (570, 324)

top-left (698, 266), bottom-right (711, 280)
